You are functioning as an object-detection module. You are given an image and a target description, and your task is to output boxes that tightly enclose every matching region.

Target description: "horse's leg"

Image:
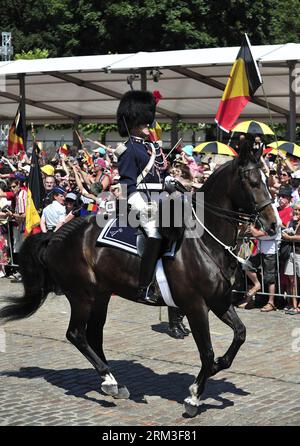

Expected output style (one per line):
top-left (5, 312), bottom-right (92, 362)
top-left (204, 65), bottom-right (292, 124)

top-left (65, 294), bottom-right (119, 397)
top-left (184, 304), bottom-right (215, 416)
top-left (86, 294), bottom-right (130, 399)
top-left (211, 304), bottom-right (246, 376)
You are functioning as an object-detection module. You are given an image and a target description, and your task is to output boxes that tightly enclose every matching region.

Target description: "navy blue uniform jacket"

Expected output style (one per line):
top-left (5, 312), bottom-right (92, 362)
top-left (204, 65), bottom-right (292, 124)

top-left (118, 139), bottom-right (164, 196)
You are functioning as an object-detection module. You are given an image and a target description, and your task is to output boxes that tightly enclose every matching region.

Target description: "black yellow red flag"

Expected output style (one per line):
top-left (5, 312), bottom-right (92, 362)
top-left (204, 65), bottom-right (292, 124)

top-left (25, 143), bottom-right (45, 235)
top-left (8, 106), bottom-right (25, 156)
top-left (215, 34), bottom-right (262, 133)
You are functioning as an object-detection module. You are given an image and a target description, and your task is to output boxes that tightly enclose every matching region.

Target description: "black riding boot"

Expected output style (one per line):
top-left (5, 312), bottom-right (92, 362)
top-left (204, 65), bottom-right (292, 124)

top-left (168, 307), bottom-right (190, 339)
top-left (136, 237), bottom-right (162, 304)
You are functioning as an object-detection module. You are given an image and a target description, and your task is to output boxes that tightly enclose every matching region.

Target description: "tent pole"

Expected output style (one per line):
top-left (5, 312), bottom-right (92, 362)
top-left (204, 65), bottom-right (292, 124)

top-left (171, 117), bottom-right (179, 149)
top-left (288, 61), bottom-right (296, 142)
top-left (18, 73), bottom-right (26, 151)
top-left (141, 70), bottom-right (147, 91)
top-left (73, 118), bottom-right (80, 149)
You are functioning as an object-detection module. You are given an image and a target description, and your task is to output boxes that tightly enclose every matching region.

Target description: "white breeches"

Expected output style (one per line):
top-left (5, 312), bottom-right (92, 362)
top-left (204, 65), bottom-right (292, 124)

top-left (128, 191), bottom-right (162, 239)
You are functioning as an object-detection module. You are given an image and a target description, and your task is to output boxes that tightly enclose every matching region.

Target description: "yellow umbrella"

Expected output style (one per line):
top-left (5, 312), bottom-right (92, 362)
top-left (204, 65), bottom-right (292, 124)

top-left (231, 120), bottom-right (274, 135)
top-left (265, 140), bottom-right (300, 158)
top-left (194, 141), bottom-right (238, 156)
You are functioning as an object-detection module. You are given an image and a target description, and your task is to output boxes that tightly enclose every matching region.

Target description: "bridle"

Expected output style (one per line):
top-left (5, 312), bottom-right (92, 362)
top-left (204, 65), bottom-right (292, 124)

top-left (191, 164), bottom-right (273, 226)
top-left (238, 165), bottom-right (273, 225)
top-left (188, 164), bottom-right (274, 264)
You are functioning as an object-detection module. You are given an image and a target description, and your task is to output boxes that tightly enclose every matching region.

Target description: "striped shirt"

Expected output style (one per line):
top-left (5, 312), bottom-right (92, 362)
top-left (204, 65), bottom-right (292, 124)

top-left (15, 188), bottom-right (27, 214)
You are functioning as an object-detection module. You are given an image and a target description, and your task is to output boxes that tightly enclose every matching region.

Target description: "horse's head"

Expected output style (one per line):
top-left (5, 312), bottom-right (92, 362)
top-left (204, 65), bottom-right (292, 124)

top-left (233, 141), bottom-right (278, 236)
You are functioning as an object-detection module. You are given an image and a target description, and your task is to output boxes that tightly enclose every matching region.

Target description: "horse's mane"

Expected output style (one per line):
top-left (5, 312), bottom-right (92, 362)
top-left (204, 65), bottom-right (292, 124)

top-left (200, 159), bottom-right (236, 193)
top-left (49, 215), bottom-right (94, 244)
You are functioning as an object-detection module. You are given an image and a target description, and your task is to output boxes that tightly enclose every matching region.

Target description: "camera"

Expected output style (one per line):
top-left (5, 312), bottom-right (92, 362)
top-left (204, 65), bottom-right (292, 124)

top-left (282, 227), bottom-right (295, 235)
top-left (1, 204), bottom-right (12, 213)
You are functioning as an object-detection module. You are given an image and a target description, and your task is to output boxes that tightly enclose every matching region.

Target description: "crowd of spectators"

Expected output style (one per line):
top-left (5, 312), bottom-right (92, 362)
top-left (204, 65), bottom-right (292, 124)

top-left (1, 135), bottom-right (300, 316)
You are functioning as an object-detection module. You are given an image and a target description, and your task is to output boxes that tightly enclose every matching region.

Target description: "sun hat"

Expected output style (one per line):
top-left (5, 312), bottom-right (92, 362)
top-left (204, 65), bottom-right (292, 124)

top-left (278, 185), bottom-right (292, 197)
top-left (52, 186), bottom-right (66, 195)
top-left (41, 164), bottom-right (55, 176)
top-left (94, 158), bottom-right (106, 169)
top-left (291, 170), bottom-right (300, 179)
top-left (14, 172), bottom-right (27, 181)
top-left (21, 165), bottom-right (31, 173)
top-left (92, 147), bottom-right (106, 155)
top-left (65, 192), bottom-right (77, 201)
top-left (182, 145), bottom-right (194, 157)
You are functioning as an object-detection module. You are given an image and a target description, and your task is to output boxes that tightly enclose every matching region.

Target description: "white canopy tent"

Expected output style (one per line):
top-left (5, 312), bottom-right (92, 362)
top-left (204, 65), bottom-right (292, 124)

top-left (0, 43), bottom-right (299, 142)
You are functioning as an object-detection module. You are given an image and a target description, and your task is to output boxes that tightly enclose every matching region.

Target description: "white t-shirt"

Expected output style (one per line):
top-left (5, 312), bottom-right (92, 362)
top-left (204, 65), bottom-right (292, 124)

top-left (257, 204), bottom-right (282, 255)
top-left (42, 200), bottom-right (66, 230)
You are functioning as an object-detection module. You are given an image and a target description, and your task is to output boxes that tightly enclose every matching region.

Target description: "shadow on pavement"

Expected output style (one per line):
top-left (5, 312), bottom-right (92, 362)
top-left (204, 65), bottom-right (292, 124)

top-left (0, 359), bottom-right (250, 413)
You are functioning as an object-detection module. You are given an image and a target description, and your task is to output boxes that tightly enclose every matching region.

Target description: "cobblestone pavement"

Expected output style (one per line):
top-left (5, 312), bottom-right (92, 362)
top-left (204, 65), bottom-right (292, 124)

top-left (0, 278), bottom-right (299, 426)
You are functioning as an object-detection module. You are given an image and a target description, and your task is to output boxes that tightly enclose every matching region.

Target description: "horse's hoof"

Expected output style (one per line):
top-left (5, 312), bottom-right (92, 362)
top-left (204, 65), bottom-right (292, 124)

top-left (184, 401), bottom-right (198, 417)
top-left (101, 383), bottom-right (119, 397)
top-left (113, 385), bottom-right (130, 399)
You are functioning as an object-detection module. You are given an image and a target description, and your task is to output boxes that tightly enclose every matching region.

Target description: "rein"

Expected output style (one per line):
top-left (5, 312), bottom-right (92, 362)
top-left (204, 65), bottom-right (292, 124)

top-left (188, 164), bottom-right (273, 264)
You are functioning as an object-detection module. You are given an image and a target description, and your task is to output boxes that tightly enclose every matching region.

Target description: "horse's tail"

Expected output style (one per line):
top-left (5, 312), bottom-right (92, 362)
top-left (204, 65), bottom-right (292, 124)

top-left (0, 232), bottom-right (54, 323)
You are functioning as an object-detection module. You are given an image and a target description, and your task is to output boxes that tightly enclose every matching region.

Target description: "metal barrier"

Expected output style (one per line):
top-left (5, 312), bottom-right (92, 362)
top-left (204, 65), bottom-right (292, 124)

top-left (0, 221), bottom-right (19, 269)
top-left (1, 223), bottom-right (300, 302)
top-left (233, 237), bottom-right (300, 300)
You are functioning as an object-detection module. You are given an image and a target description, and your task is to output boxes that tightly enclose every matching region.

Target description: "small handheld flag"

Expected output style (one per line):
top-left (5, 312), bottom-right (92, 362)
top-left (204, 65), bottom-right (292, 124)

top-left (8, 106), bottom-right (25, 156)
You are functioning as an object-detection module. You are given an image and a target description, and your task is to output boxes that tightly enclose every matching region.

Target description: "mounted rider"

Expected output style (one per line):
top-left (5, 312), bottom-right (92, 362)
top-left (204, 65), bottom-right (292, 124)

top-left (115, 90), bottom-right (167, 304)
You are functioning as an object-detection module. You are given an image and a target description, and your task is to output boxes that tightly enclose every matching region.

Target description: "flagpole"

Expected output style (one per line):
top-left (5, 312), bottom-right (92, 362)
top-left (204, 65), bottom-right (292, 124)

top-left (260, 83), bottom-right (280, 156)
top-left (19, 74), bottom-right (27, 151)
top-left (165, 138), bottom-right (182, 160)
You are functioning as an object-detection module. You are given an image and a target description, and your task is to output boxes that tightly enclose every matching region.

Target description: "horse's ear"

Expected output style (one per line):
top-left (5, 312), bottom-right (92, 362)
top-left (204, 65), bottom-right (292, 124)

top-left (238, 140), bottom-right (253, 165)
top-left (238, 141), bottom-right (262, 165)
top-left (253, 145), bottom-right (263, 162)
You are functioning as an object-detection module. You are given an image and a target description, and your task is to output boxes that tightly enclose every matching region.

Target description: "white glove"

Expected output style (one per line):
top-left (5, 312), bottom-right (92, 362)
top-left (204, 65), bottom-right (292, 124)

top-left (164, 175), bottom-right (177, 194)
top-left (128, 191), bottom-right (148, 212)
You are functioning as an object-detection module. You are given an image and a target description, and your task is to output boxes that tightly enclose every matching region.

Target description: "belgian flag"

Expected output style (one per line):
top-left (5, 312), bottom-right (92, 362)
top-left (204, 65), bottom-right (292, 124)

top-left (215, 34), bottom-right (262, 133)
top-left (8, 106), bottom-right (25, 156)
top-left (25, 143), bottom-right (45, 235)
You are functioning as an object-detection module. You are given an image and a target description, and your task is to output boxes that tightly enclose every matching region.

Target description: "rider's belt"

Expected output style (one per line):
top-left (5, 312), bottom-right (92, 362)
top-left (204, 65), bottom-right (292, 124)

top-left (137, 183), bottom-right (163, 191)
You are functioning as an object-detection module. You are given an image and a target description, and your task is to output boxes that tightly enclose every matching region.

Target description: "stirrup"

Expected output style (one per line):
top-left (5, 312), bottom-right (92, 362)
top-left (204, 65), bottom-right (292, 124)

top-left (136, 286), bottom-right (159, 304)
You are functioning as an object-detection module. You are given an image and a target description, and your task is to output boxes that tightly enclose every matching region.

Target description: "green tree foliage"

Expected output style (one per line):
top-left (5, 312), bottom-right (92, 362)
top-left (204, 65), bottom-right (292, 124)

top-left (2, 0), bottom-right (298, 58)
top-left (268, 0), bottom-right (300, 44)
top-left (1, 0), bottom-right (79, 57)
top-left (15, 48), bottom-right (49, 59)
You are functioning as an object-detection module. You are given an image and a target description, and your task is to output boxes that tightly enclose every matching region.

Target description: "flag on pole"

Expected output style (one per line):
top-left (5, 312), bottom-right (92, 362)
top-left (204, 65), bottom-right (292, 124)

top-left (83, 149), bottom-right (94, 167)
top-left (25, 143), bottom-right (45, 235)
top-left (8, 106), bottom-right (25, 156)
top-left (215, 34), bottom-right (262, 133)
top-left (59, 143), bottom-right (69, 157)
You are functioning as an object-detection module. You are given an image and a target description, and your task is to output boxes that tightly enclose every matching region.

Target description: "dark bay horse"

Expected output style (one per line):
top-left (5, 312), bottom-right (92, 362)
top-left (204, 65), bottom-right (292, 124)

top-left (0, 143), bottom-right (277, 416)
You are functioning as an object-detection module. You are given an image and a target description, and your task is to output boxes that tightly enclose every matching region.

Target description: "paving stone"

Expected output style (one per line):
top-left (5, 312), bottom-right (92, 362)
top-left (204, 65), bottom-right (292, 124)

top-left (0, 278), bottom-right (299, 426)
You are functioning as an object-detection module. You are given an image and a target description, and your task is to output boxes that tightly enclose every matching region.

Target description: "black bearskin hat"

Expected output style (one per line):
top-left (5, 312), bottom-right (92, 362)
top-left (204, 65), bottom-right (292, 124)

top-left (117, 90), bottom-right (156, 137)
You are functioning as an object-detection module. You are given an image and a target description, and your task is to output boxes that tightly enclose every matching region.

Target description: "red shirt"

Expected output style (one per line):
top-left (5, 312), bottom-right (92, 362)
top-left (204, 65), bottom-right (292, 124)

top-left (5, 191), bottom-right (14, 200)
top-left (279, 206), bottom-right (293, 227)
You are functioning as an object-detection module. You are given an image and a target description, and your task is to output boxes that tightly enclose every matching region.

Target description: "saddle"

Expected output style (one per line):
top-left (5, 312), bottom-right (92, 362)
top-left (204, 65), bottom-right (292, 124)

top-left (96, 216), bottom-right (180, 259)
top-left (96, 194), bottom-right (187, 257)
